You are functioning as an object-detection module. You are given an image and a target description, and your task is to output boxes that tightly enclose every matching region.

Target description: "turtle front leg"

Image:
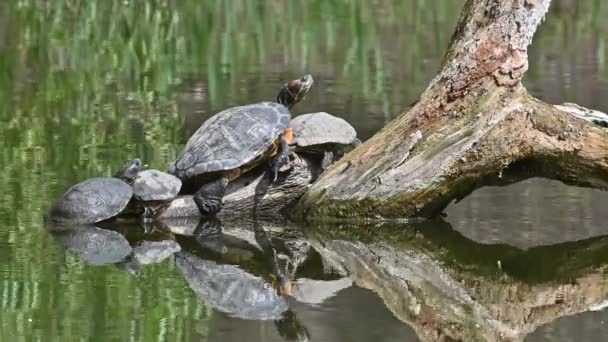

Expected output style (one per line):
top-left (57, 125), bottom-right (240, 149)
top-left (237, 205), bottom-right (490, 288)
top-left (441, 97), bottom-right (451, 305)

top-left (193, 177), bottom-right (229, 215)
top-left (269, 134), bottom-right (290, 182)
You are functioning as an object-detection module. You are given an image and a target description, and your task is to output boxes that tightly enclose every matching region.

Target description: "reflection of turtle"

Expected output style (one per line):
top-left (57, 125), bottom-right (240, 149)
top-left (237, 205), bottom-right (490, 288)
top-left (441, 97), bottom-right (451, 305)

top-left (131, 169), bottom-right (182, 220)
top-left (132, 239), bottom-right (181, 265)
top-left (289, 112), bottom-right (361, 169)
top-left (49, 159), bottom-right (141, 224)
top-left (169, 75), bottom-right (314, 216)
top-left (45, 223), bottom-right (132, 266)
top-left (175, 251), bottom-right (288, 320)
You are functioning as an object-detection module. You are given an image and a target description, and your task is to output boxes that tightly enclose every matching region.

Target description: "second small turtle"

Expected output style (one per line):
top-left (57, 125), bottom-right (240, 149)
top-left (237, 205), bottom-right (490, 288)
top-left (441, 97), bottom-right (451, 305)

top-left (289, 112), bottom-right (361, 169)
top-left (132, 169), bottom-right (182, 220)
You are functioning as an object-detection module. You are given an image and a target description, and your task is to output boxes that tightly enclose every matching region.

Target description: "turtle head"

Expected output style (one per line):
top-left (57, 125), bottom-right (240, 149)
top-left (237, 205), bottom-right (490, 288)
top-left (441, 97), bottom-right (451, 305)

top-left (277, 74), bottom-right (314, 109)
top-left (114, 159), bottom-right (141, 183)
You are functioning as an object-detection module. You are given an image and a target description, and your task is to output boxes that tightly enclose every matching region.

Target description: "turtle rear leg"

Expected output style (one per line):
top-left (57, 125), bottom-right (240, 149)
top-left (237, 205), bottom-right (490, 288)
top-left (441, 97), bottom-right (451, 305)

top-left (269, 134), bottom-right (290, 182)
top-left (193, 177), bottom-right (229, 215)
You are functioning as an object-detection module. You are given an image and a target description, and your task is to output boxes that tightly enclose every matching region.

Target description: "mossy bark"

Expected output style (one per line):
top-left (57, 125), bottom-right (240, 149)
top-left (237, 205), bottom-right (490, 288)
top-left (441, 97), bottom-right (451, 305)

top-left (299, 0), bottom-right (608, 219)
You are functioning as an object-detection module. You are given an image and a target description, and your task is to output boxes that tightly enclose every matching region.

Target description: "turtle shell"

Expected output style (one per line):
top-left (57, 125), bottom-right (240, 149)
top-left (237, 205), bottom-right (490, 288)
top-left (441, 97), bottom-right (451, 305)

top-left (49, 178), bottom-right (133, 224)
top-left (132, 169), bottom-right (182, 201)
top-left (170, 102), bottom-right (290, 179)
top-left (289, 112), bottom-right (357, 147)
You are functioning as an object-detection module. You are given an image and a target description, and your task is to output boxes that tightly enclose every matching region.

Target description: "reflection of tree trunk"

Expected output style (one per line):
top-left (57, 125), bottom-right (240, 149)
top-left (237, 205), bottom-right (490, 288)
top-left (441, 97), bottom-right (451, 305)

top-left (308, 219), bottom-right (608, 341)
top-left (298, 0), bottom-right (608, 219)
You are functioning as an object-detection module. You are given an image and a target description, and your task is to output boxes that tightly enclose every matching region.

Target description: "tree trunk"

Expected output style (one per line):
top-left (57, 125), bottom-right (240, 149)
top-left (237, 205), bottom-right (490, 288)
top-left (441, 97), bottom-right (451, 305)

top-left (297, 0), bottom-right (608, 219)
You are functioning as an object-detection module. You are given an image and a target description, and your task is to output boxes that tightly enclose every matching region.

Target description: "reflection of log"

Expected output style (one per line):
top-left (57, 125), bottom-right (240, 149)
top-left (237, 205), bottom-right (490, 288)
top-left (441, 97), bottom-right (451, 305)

top-left (297, 0), bottom-right (608, 219)
top-left (307, 220), bottom-right (608, 341)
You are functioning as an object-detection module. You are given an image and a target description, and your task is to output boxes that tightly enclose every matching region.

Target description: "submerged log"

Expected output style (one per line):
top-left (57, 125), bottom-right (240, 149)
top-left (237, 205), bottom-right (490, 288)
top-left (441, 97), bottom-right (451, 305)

top-left (297, 0), bottom-right (608, 219)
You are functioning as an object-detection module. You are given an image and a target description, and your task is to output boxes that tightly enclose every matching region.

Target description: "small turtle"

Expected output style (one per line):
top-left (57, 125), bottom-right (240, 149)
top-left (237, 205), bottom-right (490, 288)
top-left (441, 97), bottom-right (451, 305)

top-left (131, 169), bottom-right (182, 220)
top-left (289, 112), bottom-right (361, 169)
top-left (48, 159), bottom-right (141, 224)
top-left (169, 75), bottom-right (314, 215)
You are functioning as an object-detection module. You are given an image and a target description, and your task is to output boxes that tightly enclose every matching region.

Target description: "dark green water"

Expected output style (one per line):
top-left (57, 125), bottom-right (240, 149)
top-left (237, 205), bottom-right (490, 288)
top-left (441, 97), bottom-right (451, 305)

top-left (2, 1), bottom-right (608, 341)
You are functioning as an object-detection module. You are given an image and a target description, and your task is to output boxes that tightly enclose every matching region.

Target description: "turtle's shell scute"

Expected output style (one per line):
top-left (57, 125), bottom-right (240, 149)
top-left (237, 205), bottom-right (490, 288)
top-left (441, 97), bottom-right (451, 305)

top-left (133, 170), bottom-right (182, 201)
top-left (49, 178), bottom-right (133, 224)
top-left (290, 112), bottom-right (357, 147)
top-left (170, 102), bottom-right (290, 179)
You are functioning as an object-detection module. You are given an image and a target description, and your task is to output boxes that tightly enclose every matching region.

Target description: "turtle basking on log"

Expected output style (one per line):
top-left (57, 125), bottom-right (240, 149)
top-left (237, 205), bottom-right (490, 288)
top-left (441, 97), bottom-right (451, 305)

top-left (289, 112), bottom-right (361, 170)
top-left (48, 159), bottom-right (141, 224)
top-left (169, 74), bottom-right (314, 216)
top-left (131, 169), bottom-right (182, 220)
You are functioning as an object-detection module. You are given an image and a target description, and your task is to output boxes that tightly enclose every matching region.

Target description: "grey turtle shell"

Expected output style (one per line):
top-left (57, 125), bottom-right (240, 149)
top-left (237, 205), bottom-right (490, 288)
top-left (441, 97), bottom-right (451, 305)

top-left (170, 102), bottom-right (290, 179)
top-left (49, 178), bottom-right (133, 224)
top-left (289, 112), bottom-right (358, 147)
top-left (132, 169), bottom-right (182, 201)
top-left (175, 251), bottom-right (288, 320)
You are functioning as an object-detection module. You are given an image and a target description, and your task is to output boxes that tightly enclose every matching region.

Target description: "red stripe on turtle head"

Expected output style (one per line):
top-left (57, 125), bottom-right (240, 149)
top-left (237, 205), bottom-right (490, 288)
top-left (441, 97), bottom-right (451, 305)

top-left (288, 81), bottom-right (299, 90)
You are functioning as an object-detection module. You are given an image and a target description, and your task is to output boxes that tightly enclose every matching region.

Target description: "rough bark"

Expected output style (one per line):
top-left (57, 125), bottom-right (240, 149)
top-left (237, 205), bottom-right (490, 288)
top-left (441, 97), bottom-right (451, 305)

top-left (296, 0), bottom-right (608, 219)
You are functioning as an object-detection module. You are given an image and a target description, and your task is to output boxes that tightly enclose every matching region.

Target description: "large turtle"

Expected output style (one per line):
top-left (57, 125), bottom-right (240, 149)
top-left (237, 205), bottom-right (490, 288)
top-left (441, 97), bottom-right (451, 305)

top-left (48, 159), bottom-right (141, 224)
top-left (289, 112), bottom-right (361, 169)
top-left (169, 75), bottom-right (314, 215)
